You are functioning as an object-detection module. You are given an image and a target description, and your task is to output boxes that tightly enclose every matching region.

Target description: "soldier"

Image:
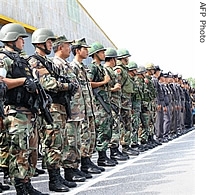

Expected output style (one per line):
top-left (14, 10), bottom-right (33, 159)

top-left (114, 49), bottom-right (139, 156)
top-left (104, 48), bottom-right (128, 161)
top-left (0, 23), bottom-right (48, 195)
top-left (0, 79), bottom-right (10, 193)
top-left (28, 29), bottom-right (78, 192)
top-left (142, 63), bottom-right (157, 148)
top-left (70, 38), bottom-right (105, 175)
top-left (127, 62), bottom-right (143, 152)
top-left (51, 35), bottom-right (92, 184)
top-left (87, 42), bottom-right (116, 167)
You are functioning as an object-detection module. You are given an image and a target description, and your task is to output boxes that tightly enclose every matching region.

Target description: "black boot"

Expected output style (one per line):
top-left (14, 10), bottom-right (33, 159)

top-left (14, 179), bottom-right (28, 195)
top-left (48, 168), bottom-right (69, 192)
top-left (87, 157), bottom-right (105, 172)
top-left (2, 167), bottom-right (12, 185)
top-left (97, 151), bottom-right (116, 167)
top-left (122, 145), bottom-right (139, 156)
top-left (57, 168), bottom-right (77, 188)
top-left (0, 182), bottom-right (10, 191)
top-left (25, 179), bottom-right (49, 195)
top-left (64, 168), bottom-right (86, 182)
top-left (81, 157), bottom-right (101, 174)
top-left (110, 147), bottom-right (129, 161)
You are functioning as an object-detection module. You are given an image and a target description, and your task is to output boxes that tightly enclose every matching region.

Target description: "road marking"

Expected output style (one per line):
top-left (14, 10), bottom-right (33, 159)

top-left (58, 130), bottom-right (195, 195)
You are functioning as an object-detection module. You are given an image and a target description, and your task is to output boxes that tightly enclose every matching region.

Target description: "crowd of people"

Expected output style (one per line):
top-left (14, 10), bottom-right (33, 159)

top-left (0, 23), bottom-right (195, 194)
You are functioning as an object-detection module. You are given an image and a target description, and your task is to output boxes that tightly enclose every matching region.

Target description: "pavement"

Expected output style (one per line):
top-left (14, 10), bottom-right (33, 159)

top-left (0, 127), bottom-right (195, 195)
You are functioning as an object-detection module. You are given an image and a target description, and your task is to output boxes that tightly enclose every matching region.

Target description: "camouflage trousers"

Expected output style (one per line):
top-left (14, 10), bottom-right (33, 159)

top-left (62, 120), bottom-right (82, 169)
top-left (0, 108), bottom-right (37, 182)
top-left (80, 116), bottom-right (96, 158)
top-left (109, 106), bottom-right (121, 148)
top-left (41, 108), bottom-right (65, 170)
top-left (131, 102), bottom-right (141, 145)
top-left (95, 103), bottom-right (112, 152)
top-left (120, 108), bottom-right (132, 146)
top-left (139, 101), bottom-right (150, 143)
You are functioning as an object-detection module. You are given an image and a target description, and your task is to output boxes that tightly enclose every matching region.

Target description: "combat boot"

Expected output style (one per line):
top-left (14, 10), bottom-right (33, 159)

top-left (87, 157), bottom-right (105, 172)
top-left (0, 182), bottom-right (10, 192)
top-left (14, 179), bottom-right (28, 195)
top-left (122, 145), bottom-right (139, 156)
top-left (110, 147), bottom-right (129, 161)
top-left (97, 151), bottom-right (116, 167)
top-left (48, 168), bottom-right (69, 192)
top-left (2, 167), bottom-right (12, 185)
top-left (81, 157), bottom-right (101, 174)
top-left (64, 168), bottom-right (86, 182)
top-left (25, 179), bottom-right (49, 195)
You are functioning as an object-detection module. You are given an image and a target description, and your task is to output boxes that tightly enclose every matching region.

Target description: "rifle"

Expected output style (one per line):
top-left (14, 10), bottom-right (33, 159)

top-left (111, 103), bottom-right (125, 125)
top-left (30, 54), bottom-right (75, 122)
top-left (92, 87), bottom-right (111, 114)
top-left (31, 69), bottom-right (53, 125)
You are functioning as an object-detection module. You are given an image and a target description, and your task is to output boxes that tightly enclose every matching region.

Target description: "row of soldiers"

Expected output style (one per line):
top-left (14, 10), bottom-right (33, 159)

top-left (0, 23), bottom-right (195, 194)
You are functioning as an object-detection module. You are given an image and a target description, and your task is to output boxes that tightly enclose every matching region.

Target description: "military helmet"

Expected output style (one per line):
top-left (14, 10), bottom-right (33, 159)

top-left (117, 48), bottom-right (131, 59)
top-left (127, 61), bottom-right (138, 71)
top-left (105, 47), bottom-right (117, 58)
top-left (137, 66), bottom-right (146, 74)
top-left (0, 23), bottom-right (28, 42)
top-left (32, 28), bottom-right (56, 44)
top-left (145, 62), bottom-right (155, 70)
top-left (88, 42), bottom-right (106, 56)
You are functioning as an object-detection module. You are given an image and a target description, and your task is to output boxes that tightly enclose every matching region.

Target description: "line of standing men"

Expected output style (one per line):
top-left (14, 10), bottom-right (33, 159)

top-left (0, 23), bottom-right (194, 194)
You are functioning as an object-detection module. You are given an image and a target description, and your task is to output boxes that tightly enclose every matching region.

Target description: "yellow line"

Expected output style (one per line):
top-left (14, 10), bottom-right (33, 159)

top-left (0, 14), bottom-right (37, 33)
top-left (77, 0), bottom-right (118, 49)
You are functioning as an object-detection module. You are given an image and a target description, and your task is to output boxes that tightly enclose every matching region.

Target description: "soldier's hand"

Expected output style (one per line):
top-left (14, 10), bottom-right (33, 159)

top-left (24, 78), bottom-right (37, 93)
top-left (112, 83), bottom-right (121, 92)
top-left (104, 75), bottom-right (110, 84)
top-left (68, 82), bottom-right (79, 96)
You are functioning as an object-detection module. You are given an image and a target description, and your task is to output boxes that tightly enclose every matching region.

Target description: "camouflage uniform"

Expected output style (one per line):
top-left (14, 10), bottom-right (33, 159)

top-left (29, 31), bottom-right (79, 192)
top-left (103, 48), bottom-right (129, 161)
top-left (131, 74), bottom-right (142, 147)
top-left (87, 60), bottom-right (112, 152)
top-left (0, 79), bottom-right (10, 193)
top-left (113, 56), bottom-right (139, 156)
top-left (88, 42), bottom-right (116, 167)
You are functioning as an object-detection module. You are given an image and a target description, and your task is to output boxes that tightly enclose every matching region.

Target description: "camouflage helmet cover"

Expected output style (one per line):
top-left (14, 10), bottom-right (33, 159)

top-left (32, 28), bottom-right (56, 44)
top-left (88, 42), bottom-right (106, 56)
top-left (71, 37), bottom-right (90, 48)
top-left (52, 35), bottom-right (73, 47)
top-left (0, 23), bottom-right (28, 42)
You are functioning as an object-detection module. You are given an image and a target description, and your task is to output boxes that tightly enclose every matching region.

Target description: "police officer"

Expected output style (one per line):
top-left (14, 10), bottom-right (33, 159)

top-left (28, 29), bottom-right (78, 192)
top-left (104, 48), bottom-right (128, 161)
top-left (0, 23), bottom-right (48, 195)
top-left (87, 42), bottom-right (116, 167)
top-left (114, 49), bottom-right (139, 156)
top-left (70, 38), bottom-right (105, 175)
top-left (152, 65), bottom-right (165, 144)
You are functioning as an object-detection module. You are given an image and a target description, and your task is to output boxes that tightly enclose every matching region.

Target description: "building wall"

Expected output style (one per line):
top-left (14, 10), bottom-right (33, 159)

top-left (0, 0), bottom-right (116, 63)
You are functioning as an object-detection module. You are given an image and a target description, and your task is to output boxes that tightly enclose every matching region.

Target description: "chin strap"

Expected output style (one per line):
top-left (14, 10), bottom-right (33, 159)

top-left (36, 43), bottom-right (51, 55)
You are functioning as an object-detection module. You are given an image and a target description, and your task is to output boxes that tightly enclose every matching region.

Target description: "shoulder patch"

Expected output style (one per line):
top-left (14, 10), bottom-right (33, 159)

top-left (115, 68), bottom-right (122, 74)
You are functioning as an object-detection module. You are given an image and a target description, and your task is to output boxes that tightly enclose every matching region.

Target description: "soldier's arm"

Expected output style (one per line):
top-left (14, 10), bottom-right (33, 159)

top-left (2, 77), bottom-right (26, 89)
